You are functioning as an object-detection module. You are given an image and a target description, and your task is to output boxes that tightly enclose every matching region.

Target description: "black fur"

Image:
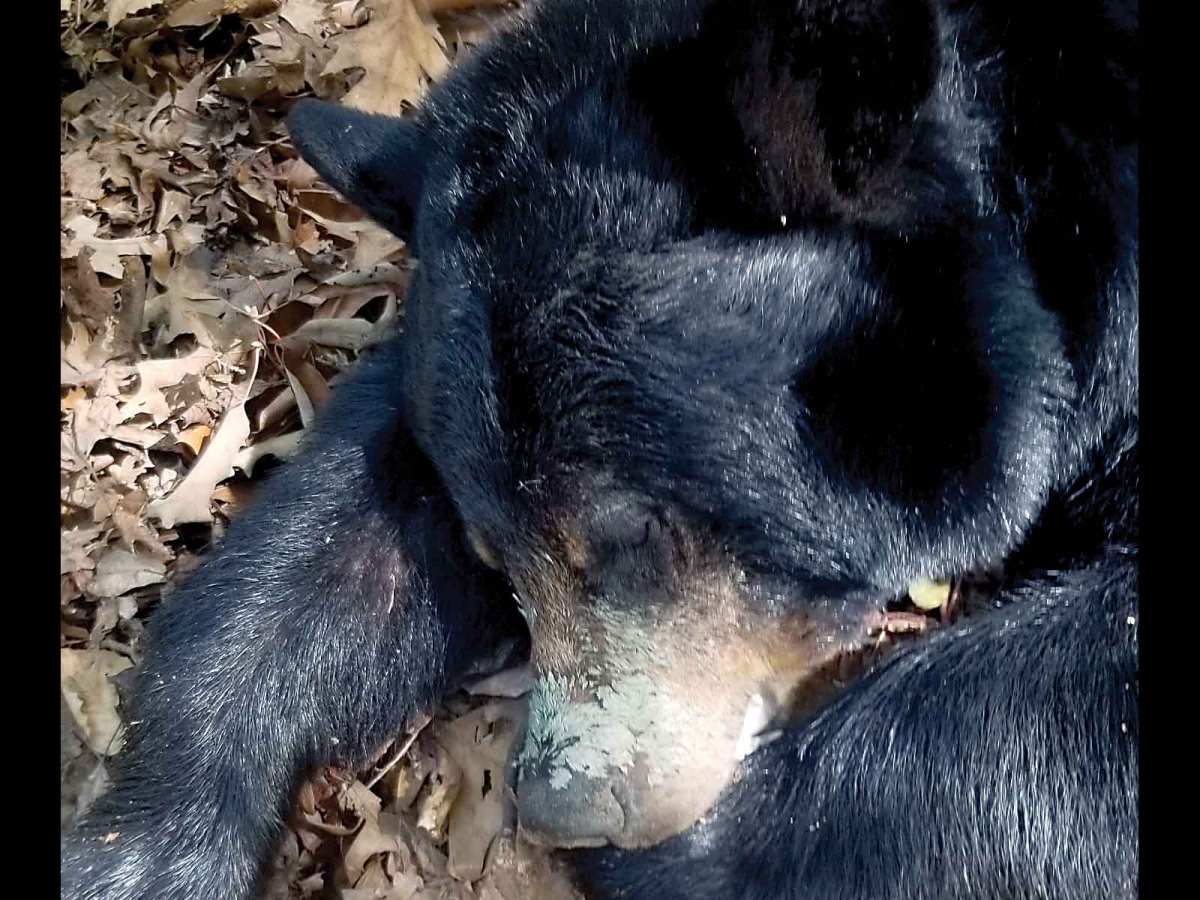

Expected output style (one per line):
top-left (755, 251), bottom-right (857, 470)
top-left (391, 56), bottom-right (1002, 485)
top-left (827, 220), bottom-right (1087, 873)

top-left (577, 430), bottom-right (1138, 900)
top-left (61, 0), bottom-right (1137, 897)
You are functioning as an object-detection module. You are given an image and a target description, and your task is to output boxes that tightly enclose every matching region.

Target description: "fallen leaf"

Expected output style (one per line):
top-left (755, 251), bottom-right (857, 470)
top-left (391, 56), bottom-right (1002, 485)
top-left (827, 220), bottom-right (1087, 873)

top-left (144, 248), bottom-right (259, 351)
top-left (382, 743), bottom-right (437, 812)
top-left (61, 524), bottom-right (105, 577)
top-left (60, 649), bottom-right (134, 755)
top-left (62, 71), bottom-right (144, 119)
top-left (62, 254), bottom-right (118, 331)
top-left (350, 225), bottom-right (406, 269)
top-left (88, 548), bottom-right (168, 597)
top-left (279, 0), bottom-right (329, 37)
top-left (111, 501), bottom-right (173, 560)
top-left (164, 0), bottom-right (277, 28)
top-left (416, 743), bottom-right (462, 843)
top-left (322, 0), bottom-right (449, 114)
top-left (177, 423), bottom-right (212, 455)
top-left (463, 665), bottom-right (534, 699)
top-left (119, 349), bottom-right (221, 424)
top-left (62, 386), bottom-right (87, 412)
top-left (216, 65), bottom-right (280, 103)
top-left (110, 257), bottom-right (148, 360)
top-left (321, 262), bottom-right (408, 289)
top-left (153, 190), bottom-right (194, 233)
top-left (107, 1), bottom-right (164, 29)
top-left (63, 215), bottom-right (168, 280)
top-left (341, 813), bottom-right (396, 887)
top-left (283, 292), bottom-right (397, 351)
top-left (283, 317), bottom-right (373, 351)
top-left (62, 149), bottom-right (107, 202)
top-left (66, 397), bottom-right (166, 473)
top-left (146, 402), bottom-right (252, 527)
top-left (329, 0), bottom-right (369, 28)
top-left (284, 351), bottom-right (330, 408)
top-left (436, 700), bottom-right (527, 882)
top-left (291, 189), bottom-right (377, 242)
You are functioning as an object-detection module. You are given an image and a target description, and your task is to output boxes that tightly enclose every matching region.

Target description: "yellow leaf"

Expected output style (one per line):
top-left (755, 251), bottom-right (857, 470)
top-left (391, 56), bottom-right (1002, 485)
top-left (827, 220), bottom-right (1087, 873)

top-left (908, 578), bottom-right (951, 611)
top-left (177, 423), bottom-right (212, 456)
top-left (61, 386), bottom-right (87, 412)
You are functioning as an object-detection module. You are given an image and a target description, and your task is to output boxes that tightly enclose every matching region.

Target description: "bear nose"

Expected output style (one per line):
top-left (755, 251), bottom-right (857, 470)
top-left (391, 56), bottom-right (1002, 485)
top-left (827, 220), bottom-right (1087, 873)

top-left (517, 767), bottom-right (626, 849)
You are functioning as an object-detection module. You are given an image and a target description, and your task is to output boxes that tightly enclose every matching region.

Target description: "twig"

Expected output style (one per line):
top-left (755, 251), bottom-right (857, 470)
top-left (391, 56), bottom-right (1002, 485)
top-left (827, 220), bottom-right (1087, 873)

top-left (364, 711), bottom-right (433, 789)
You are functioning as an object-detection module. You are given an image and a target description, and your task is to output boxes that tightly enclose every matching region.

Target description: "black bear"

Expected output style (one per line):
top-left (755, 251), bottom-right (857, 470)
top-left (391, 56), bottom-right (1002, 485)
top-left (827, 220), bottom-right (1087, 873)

top-left (61, 0), bottom-right (1138, 898)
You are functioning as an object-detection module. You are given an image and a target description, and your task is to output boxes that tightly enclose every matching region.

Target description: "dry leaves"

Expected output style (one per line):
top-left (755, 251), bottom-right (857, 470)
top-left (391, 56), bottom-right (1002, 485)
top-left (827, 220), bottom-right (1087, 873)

top-left (59, 0), bottom-right (438, 625)
top-left (106, 1), bottom-right (163, 29)
top-left (146, 401), bottom-right (253, 526)
top-left (59, 1), bottom-right (579, 896)
top-left (438, 701), bottom-right (526, 881)
top-left (60, 648), bottom-right (134, 755)
top-left (270, 690), bottom-right (582, 900)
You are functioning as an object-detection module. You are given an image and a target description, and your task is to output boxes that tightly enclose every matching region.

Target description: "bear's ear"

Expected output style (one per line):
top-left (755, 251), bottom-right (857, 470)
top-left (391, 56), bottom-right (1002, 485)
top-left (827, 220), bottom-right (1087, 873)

top-left (639, 0), bottom-right (941, 228)
top-left (287, 99), bottom-right (426, 240)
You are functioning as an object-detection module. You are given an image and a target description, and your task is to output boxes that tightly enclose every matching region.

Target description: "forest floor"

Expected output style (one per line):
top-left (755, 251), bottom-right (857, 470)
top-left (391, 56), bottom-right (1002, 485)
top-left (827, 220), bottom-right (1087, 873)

top-left (60, 2), bottom-right (581, 897)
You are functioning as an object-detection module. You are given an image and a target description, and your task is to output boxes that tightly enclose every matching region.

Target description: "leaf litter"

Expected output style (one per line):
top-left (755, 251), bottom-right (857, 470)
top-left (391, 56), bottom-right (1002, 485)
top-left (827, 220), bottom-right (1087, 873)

top-left (60, 2), bottom-right (580, 897)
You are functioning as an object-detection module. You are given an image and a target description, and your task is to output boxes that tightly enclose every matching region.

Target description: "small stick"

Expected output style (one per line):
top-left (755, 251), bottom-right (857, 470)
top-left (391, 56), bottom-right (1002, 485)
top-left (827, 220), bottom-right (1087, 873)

top-left (364, 711), bottom-right (433, 789)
